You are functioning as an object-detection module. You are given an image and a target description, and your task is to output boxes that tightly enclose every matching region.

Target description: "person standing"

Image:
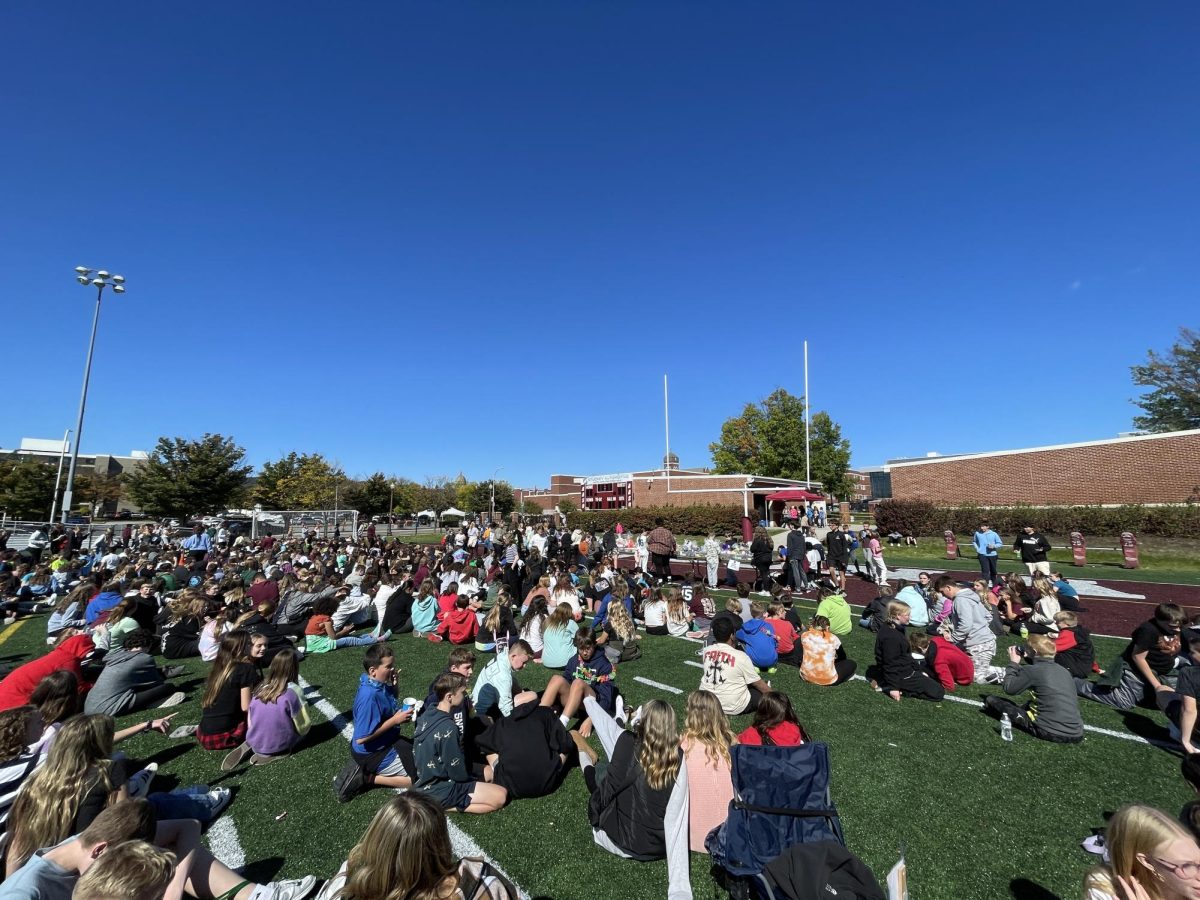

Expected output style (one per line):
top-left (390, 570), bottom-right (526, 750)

top-left (182, 525), bottom-right (212, 566)
top-left (785, 522), bottom-right (809, 592)
top-left (635, 530), bottom-right (650, 573)
top-left (1013, 525), bottom-right (1052, 577)
top-left (702, 533), bottom-right (721, 589)
top-left (646, 519), bottom-right (676, 583)
top-left (749, 527), bottom-right (774, 596)
top-left (972, 522), bottom-right (1003, 587)
top-left (26, 525), bottom-right (51, 564)
top-left (825, 523), bottom-right (851, 592)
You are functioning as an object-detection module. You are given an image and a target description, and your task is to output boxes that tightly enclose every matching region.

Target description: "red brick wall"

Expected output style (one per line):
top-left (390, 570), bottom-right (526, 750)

top-left (889, 432), bottom-right (1200, 505)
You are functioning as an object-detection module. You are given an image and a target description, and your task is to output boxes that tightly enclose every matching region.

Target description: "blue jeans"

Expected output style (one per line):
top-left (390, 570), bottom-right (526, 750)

top-left (149, 786), bottom-right (224, 822)
top-left (336, 634), bottom-right (377, 648)
top-left (977, 554), bottom-right (998, 585)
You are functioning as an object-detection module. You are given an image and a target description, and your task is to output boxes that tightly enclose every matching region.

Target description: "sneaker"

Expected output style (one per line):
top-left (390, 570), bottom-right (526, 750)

top-left (333, 759), bottom-right (366, 803)
top-left (158, 691), bottom-right (186, 709)
top-left (1082, 834), bottom-right (1108, 860)
top-left (570, 730), bottom-right (598, 766)
top-left (162, 665), bottom-right (187, 679)
top-left (612, 694), bottom-right (628, 726)
top-left (126, 763), bottom-right (159, 799)
top-left (206, 787), bottom-right (233, 819)
top-left (221, 741), bottom-right (253, 771)
top-left (251, 752), bottom-right (285, 765)
top-left (425, 632), bottom-right (443, 643)
top-left (250, 875), bottom-right (318, 900)
top-left (766, 667), bottom-right (778, 675)
top-left (757, 590), bottom-right (770, 597)
top-left (169, 724), bottom-right (199, 740)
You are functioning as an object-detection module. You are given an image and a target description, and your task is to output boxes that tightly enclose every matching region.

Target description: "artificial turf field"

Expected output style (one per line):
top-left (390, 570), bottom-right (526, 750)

top-left (0, 593), bottom-right (1190, 900)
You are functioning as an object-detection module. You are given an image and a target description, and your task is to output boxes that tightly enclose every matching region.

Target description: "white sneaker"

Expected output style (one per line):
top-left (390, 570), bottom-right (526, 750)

top-left (126, 763), bottom-right (159, 799)
top-left (250, 875), bottom-right (318, 900)
top-left (158, 691), bottom-right (186, 708)
top-left (207, 787), bottom-right (233, 819)
top-left (757, 590), bottom-right (770, 597)
top-left (169, 724), bottom-right (199, 740)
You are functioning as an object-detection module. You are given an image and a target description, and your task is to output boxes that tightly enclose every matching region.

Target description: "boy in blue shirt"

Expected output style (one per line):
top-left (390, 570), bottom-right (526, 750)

top-left (334, 643), bottom-right (415, 801)
top-left (972, 522), bottom-right (1003, 587)
top-left (737, 601), bottom-right (779, 673)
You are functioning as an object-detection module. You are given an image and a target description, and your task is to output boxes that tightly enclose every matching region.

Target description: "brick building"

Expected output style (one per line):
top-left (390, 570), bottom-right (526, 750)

top-left (515, 454), bottom-right (820, 523)
top-left (846, 469), bottom-right (872, 502)
top-left (884, 429), bottom-right (1200, 506)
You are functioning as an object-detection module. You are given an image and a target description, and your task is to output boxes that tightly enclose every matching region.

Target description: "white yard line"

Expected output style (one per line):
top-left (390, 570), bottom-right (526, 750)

top-left (207, 815), bottom-right (246, 870)
top-left (632, 676), bottom-right (683, 695)
top-left (297, 677), bottom-right (530, 899)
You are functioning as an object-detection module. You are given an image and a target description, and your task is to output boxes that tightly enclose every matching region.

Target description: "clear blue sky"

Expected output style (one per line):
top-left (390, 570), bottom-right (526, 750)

top-left (3, 3), bottom-right (1197, 487)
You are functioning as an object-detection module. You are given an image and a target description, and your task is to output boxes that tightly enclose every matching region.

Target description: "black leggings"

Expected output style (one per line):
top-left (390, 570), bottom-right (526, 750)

top-left (120, 683), bottom-right (176, 715)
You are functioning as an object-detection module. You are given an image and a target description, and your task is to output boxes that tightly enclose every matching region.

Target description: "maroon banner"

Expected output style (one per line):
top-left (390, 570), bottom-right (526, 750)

top-left (1120, 531), bottom-right (1140, 569)
top-left (943, 530), bottom-right (959, 560)
top-left (1069, 531), bottom-right (1087, 567)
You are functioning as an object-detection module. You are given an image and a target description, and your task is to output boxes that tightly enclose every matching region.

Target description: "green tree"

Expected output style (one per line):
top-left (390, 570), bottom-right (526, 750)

top-left (556, 496), bottom-right (578, 518)
top-left (389, 478), bottom-right (421, 516)
top-left (1132, 327), bottom-right (1200, 432)
top-left (252, 453), bottom-right (344, 509)
top-left (77, 471), bottom-right (125, 513)
top-left (808, 411), bottom-right (853, 500)
top-left (0, 458), bottom-right (58, 521)
top-left (343, 472), bottom-right (393, 517)
top-left (708, 388), bottom-right (854, 496)
top-left (125, 434), bottom-right (252, 518)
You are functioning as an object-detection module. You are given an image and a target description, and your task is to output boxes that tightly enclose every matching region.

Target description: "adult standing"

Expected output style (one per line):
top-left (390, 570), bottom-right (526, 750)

top-left (972, 522), bottom-right (1003, 587)
top-left (825, 523), bottom-right (851, 592)
top-left (26, 525), bottom-right (50, 564)
top-left (749, 527), bottom-right (774, 596)
top-left (182, 525), bottom-right (212, 566)
top-left (1013, 525), bottom-right (1052, 577)
top-left (702, 533), bottom-right (721, 589)
top-left (646, 519), bottom-right (676, 584)
top-left (785, 522), bottom-right (809, 592)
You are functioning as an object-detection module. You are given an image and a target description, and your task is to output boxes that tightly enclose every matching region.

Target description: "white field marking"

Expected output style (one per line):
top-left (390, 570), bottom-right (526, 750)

top-left (886, 567), bottom-right (1147, 600)
top-left (207, 815), bottom-right (246, 871)
top-left (632, 676), bottom-right (683, 695)
top-left (683, 660), bottom-right (704, 669)
top-left (296, 677), bottom-right (530, 900)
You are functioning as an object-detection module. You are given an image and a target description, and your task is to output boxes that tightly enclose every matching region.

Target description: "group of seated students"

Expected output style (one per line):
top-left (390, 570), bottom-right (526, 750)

top-left (3, 518), bottom-right (1200, 900)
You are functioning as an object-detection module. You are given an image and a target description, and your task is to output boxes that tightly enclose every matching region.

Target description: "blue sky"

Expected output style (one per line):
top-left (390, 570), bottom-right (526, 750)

top-left (3, 3), bottom-right (1197, 487)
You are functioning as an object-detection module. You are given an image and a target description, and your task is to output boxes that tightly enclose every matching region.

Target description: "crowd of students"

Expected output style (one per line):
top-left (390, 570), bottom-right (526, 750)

top-left (0, 515), bottom-right (1196, 899)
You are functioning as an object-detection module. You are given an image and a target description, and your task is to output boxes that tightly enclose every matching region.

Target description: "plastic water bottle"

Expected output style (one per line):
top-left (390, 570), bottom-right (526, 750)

top-left (999, 713), bottom-right (1013, 742)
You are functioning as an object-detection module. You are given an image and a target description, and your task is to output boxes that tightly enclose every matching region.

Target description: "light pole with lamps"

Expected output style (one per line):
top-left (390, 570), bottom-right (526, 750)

top-left (489, 466), bottom-right (503, 524)
top-left (61, 268), bottom-right (125, 524)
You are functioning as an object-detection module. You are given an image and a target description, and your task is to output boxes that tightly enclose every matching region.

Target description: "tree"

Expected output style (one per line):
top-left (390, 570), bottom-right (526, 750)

top-left (343, 472), bottom-right (392, 518)
top-left (457, 480), bottom-right (517, 517)
top-left (125, 434), bottom-right (251, 518)
top-left (77, 471), bottom-right (124, 514)
top-left (1132, 327), bottom-right (1200, 432)
top-left (708, 388), bottom-right (855, 498)
top-left (252, 453), bottom-right (343, 509)
top-left (0, 458), bottom-right (57, 521)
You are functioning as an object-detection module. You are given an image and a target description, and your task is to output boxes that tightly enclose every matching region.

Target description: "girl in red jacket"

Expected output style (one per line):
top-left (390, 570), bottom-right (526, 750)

top-left (737, 690), bottom-right (808, 746)
top-left (438, 596), bottom-right (480, 645)
top-left (908, 631), bottom-right (974, 691)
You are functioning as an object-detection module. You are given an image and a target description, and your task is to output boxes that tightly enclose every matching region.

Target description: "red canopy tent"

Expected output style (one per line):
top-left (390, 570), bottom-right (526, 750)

top-left (765, 489), bottom-right (824, 502)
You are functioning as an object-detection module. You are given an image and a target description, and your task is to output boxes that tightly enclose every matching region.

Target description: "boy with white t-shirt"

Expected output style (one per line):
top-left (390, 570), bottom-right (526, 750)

top-left (698, 617), bottom-right (771, 716)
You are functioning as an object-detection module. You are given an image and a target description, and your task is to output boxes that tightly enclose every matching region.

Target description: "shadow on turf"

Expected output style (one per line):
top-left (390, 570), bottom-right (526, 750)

top-left (1117, 708), bottom-right (1181, 753)
top-left (1009, 877), bottom-right (1061, 899)
top-left (241, 856), bottom-right (285, 885)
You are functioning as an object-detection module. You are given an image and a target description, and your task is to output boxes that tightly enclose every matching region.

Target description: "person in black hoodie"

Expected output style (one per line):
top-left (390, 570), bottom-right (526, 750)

top-left (379, 578), bottom-right (415, 635)
top-left (578, 696), bottom-right (691, 900)
top-left (865, 601), bottom-right (944, 702)
top-left (1052, 610), bottom-right (1095, 679)
top-left (475, 696), bottom-right (573, 799)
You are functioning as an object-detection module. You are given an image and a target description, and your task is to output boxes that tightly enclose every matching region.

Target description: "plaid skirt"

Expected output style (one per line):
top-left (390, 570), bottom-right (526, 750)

top-left (196, 720), bottom-right (247, 750)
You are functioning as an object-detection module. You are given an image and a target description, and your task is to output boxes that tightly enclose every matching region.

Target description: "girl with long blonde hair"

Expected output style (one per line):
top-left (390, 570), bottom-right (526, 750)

top-left (1083, 803), bottom-right (1200, 900)
top-left (316, 791), bottom-right (516, 899)
top-left (575, 696), bottom-right (689, 892)
top-left (679, 690), bottom-right (737, 852)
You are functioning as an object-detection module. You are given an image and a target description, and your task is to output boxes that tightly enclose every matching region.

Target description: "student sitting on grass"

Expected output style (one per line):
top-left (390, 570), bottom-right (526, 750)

top-left (699, 617), bottom-right (772, 716)
top-left (642, 587), bottom-right (669, 636)
top-left (314, 792), bottom-right (516, 900)
top-left (410, 578), bottom-right (441, 641)
top-left (475, 594), bottom-right (519, 653)
top-left (575, 696), bottom-right (692, 900)
top-left (1155, 638), bottom-right (1200, 755)
top-left (73, 839), bottom-right (176, 900)
top-left (472, 640), bottom-right (536, 721)
top-left (414, 673), bottom-right (508, 815)
top-left (1077, 603), bottom-right (1185, 711)
top-left (737, 601), bottom-right (779, 673)
top-left (0, 634), bottom-right (95, 712)
top-left (664, 584), bottom-right (694, 638)
top-left (439, 595), bottom-right (480, 645)
top-left (934, 576), bottom-right (1004, 685)
top-left (1083, 803), bottom-right (1200, 900)
top-left (540, 631), bottom-right (619, 738)
top-left (83, 629), bottom-right (184, 717)
top-left (983, 635), bottom-right (1084, 743)
top-left (908, 631), bottom-right (974, 692)
top-left (222, 648), bottom-right (311, 770)
top-left (736, 690), bottom-right (807, 746)
top-left (2, 799), bottom-right (317, 900)
top-left (866, 601), bottom-right (945, 703)
top-left (764, 603), bottom-right (800, 667)
top-left (196, 630), bottom-right (261, 750)
top-left (519, 596), bottom-right (549, 661)
top-left (475, 695), bottom-right (573, 801)
top-left (595, 600), bottom-right (641, 664)
top-left (858, 583), bottom-right (894, 632)
top-left (304, 596), bottom-right (387, 653)
top-left (893, 579), bottom-right (929, 628)
top-left (799, 615), bottom-right (856, 686)
top-left (679, 690), bottom-right (736, 853)
top-left (335, 644), bottom-right (414, 801)
top-left (1053, 610), bottom-right (1097, 679)
top-left (813, 581), bottom-right (852, 637)
top-left (540, 603), bottom-right (580, 670)
top-left (423, 647), bottom-right (476, 738)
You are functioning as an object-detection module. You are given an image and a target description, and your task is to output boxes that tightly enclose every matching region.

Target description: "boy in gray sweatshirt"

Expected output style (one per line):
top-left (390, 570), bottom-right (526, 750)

top-left (983, 634), bottom-right (1084, 743)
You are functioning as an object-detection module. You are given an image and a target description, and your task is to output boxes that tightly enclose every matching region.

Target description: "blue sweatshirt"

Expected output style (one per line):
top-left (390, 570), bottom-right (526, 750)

top-left (972, 530), bottom-right (1002, 556)
top-left (736, 618), bottom-right (778, 668)
top-left (351, 674), bottom-right (401, 766)
top-left (410, 592), bottom-right (439, 633)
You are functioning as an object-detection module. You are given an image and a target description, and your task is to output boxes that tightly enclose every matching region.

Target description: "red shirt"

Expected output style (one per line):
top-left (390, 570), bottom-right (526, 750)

top-left (0, 634), bottom-right (95, 710)
top-left (766, 617), bottom-right (797, 654)
top-left (437, 593), bottom-right (458, 616)
top-left (247, 580), bottom-right (280, 606)
top-left (438, 608), bottom-right (479, 644)
top-left (305, 614), bottom-right (332, 637)
top-left (930, 636), bottom-right (974, 690)
top-left (738, 721), bottom-right (805, 746)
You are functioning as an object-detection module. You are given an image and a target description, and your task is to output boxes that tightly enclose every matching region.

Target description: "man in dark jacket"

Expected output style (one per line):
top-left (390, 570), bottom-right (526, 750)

top-left (1013, 525), bottom-right (1052, 576)
top-left (476, 697), bottom-right (572, 798)
top-left (785, 522), bottom-right (809, 591)
top-left (646, 520), bottom-right (676, 583)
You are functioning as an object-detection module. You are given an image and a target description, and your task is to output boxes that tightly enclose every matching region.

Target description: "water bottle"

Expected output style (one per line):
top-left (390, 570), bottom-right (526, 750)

top-left (999, 712), bottom-right (1013, 742)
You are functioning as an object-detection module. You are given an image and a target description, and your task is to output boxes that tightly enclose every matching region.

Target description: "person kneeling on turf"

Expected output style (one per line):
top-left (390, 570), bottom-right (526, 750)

top-left (413, 672), bottom-right (507, 815)
top-left (866, 601), bottom-right (944, 702)
top-left (983, 635), bottom-right (1084, 743)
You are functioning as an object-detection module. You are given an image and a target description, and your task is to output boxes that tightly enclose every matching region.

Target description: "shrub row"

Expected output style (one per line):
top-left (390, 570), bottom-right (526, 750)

top-left (873, 499), bottom-right (1200, 539)
top-left (567, 505), bottom-right (745, 537)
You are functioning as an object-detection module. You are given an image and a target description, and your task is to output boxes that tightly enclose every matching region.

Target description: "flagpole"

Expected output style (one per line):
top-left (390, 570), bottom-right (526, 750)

top-left (664, 374), bottom-right (671, 496)
top-left (804, 341), bottom-right (811, 488)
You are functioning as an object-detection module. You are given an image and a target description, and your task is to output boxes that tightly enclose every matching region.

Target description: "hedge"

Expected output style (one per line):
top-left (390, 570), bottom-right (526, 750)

top-left (567, 505), bottom-right (745, 537)
top-left (873, 499), bottom-right (1200, 539)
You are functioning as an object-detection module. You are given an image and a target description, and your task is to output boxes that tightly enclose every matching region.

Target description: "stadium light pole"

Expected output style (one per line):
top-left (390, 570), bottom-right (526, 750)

top-left (61, 268), bottom-right (125, 524)
top-left (48, 428), bottom-right (72, 524)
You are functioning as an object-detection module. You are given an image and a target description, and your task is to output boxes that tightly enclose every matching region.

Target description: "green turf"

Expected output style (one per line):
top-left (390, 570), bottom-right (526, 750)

top-left (0, 609), bottom-right (1187, 900)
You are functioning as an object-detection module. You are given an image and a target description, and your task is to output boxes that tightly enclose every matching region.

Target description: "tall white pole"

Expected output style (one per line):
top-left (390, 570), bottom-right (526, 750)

top-left (663, 374), bottom-right (671, 497)
top-left (49, 428), bottom-right (72, 524)
top-left (804, 340), bottom-right (811, 488)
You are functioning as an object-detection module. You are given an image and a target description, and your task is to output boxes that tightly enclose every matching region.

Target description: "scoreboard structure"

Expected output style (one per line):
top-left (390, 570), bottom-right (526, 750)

top-left (580, 473), bottom-right (634, 510)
